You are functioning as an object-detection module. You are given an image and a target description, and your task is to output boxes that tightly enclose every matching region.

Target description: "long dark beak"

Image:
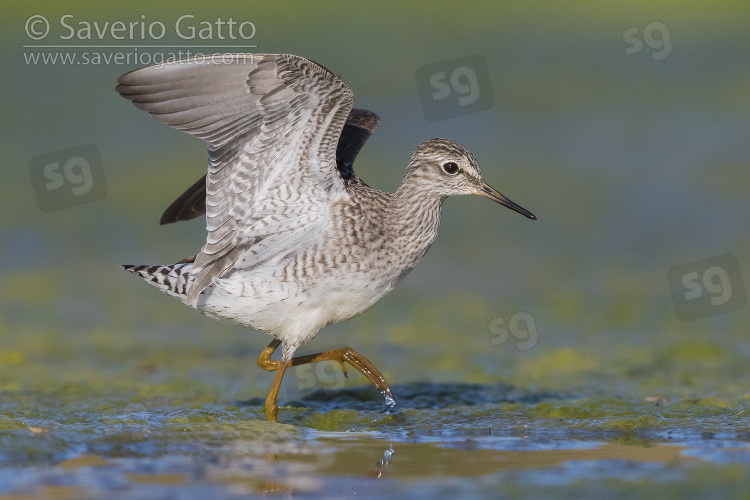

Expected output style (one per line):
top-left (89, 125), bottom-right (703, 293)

top-left (476, 182), bottom-right (536, 220)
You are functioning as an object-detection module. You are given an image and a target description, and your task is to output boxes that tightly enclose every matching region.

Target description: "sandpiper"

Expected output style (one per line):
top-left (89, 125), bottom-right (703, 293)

top-left (118, 53), bottom-right (536, 421)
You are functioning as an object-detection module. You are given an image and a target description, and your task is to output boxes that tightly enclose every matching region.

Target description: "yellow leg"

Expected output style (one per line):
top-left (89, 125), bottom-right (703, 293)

top-left (264, 361), bottom-right (288, 422)
top-left (257, 339), bottom-right (282, 371)
top-left (255, 339), bottom-right (396, 422)
top-left (288, 347), bottom-right (394, 404)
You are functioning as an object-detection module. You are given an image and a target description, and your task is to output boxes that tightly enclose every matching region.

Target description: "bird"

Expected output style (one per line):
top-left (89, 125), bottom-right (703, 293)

top-left (117, 53), bottom-right (536, 422)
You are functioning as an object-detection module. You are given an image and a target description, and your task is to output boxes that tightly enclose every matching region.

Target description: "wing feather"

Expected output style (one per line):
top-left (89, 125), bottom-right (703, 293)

top-left (159, 108), bottom-right (380, 225)
top-left (117, 53), bottom-right (355, 303)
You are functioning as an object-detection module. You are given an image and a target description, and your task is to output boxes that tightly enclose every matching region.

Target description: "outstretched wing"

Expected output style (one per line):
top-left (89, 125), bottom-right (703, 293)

top-left (117, 53), bottom-right (355, 304)
top-left (160, 108), bottom-right (381, 225)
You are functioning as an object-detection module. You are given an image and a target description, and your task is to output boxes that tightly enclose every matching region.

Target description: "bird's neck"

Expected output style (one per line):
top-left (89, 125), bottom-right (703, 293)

top-left (390, 176), bottom-right (445, 265)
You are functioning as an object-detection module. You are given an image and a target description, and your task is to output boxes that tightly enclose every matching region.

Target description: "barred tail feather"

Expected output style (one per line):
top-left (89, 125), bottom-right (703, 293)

top-left (122, 263), bottom-right (195, 301)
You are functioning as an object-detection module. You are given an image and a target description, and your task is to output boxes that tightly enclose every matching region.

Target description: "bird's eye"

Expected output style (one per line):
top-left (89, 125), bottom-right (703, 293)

top-left (442, 162), bottom-right (459, 174)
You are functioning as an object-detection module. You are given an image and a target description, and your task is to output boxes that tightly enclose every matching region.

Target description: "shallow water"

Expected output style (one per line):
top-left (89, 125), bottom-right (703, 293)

top-left (2, 321), bottom-right (750, 498)
top-left (1, 380), bottom-right (750, 498)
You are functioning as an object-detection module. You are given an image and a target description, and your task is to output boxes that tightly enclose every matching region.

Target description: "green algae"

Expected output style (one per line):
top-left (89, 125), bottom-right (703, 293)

top-left (299, 409), bottom-right (364, 431)
top-left (0, 416), bottom-right (27, 431)
top-left (531, 403), bottom-right (609, 420)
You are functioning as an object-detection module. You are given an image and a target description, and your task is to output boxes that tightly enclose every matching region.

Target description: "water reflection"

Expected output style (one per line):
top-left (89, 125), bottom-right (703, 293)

top-left (8, 436), bottom-right (744, 498)
top-left (367, 444), bottom-right (395, 479)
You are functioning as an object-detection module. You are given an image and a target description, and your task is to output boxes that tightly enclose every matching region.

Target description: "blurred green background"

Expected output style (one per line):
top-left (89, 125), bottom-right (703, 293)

top-left (1, 0), bottom-right (749, 497)
top-left (3, 0), bottom-right (747, 394)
